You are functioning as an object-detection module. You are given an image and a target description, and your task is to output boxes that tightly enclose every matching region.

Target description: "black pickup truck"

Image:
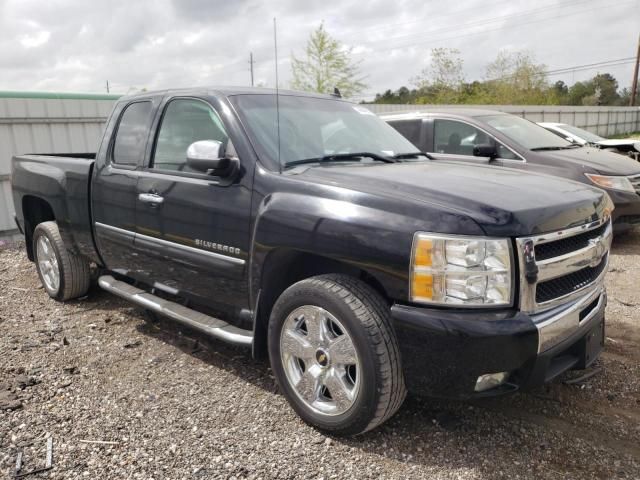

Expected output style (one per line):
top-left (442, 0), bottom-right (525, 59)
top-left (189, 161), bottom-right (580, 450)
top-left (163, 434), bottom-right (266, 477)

top-left (11, 88), bottom-right (613, 435)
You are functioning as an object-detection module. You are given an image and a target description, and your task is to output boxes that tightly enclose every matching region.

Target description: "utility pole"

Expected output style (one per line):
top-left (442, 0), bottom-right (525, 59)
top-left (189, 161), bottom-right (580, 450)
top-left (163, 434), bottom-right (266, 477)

top-left (106, 80), bottom-right (110, 94)
top-left (249, 52), bottom-right (255, 87)
top-left (631, 33), bottom-right (640, 106)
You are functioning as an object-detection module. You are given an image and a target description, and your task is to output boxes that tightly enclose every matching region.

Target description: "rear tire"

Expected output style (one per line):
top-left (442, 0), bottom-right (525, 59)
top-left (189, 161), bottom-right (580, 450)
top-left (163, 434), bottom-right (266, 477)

top-left (33, 221), bottom-right (91, 301)
top-left (268, 274), bottom-right (406, 435)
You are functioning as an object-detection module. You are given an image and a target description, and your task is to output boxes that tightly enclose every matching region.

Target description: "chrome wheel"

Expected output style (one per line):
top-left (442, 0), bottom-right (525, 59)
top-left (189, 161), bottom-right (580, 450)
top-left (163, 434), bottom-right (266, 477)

top-left (280, 305), bottom-right (360, 416)
top-left (36, 235), bottom-right (60, 293)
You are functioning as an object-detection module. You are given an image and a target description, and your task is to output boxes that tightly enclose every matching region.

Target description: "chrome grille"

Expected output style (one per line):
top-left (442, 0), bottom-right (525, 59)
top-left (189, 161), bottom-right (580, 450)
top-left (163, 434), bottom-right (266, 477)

top-left (516, 217), bottom-right (612, 313)
top-left (535, 255), bottom-right (608, 303)
top-left (629, 174), bottom-right (640, 195)
top-left (534, 222), bottom-right (607, 261)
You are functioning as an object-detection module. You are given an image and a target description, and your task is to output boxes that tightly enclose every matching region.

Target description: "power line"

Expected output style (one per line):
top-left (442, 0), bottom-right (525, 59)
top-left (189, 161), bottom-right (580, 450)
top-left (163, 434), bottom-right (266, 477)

top-left (333, 0), bottom-right (537, 39)
top-left (251, 0), bottom-right (630, 69)
top-left (349, 57), bottom-right (637, 99)
top-left (349, 0), bottom-right (634, 56)
top-left (343, 0), bottom-right (594, 49)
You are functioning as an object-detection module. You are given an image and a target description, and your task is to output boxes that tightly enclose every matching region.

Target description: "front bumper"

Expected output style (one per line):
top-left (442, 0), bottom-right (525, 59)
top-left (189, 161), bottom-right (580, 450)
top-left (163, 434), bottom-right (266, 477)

top-left (392, 286), bottom-right (606, 398)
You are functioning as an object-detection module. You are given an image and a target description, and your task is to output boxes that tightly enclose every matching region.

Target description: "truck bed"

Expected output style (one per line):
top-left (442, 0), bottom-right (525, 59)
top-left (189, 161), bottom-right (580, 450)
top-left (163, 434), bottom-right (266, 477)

top-left (11, 153), bottom-right (99, 263)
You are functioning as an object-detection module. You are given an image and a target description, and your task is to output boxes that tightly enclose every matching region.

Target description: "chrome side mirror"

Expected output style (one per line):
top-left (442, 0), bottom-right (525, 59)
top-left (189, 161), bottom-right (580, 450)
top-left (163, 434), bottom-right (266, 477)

top-left (186, 140), bottom-right (224, 172)
top-left (186, 140), bottom-right (239, 177)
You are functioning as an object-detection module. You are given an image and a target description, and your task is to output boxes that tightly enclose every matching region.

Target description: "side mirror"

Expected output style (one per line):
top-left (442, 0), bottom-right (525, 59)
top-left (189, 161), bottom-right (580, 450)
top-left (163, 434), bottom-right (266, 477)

top-left (186, 140), bottom-right (238, 177)
top-left (473, 144), bottom-right (497, 158)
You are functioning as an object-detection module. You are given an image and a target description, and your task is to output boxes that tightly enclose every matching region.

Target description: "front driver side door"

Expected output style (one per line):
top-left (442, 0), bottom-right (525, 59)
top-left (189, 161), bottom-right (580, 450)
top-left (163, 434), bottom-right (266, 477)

top-left (134, 97), bottom-right (253, 316)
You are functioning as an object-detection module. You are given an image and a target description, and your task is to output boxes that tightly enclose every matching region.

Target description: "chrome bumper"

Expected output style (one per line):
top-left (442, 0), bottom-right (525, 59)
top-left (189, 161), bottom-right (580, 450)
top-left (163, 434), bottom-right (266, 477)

top-left (531, 280), bottom-right (606, 353)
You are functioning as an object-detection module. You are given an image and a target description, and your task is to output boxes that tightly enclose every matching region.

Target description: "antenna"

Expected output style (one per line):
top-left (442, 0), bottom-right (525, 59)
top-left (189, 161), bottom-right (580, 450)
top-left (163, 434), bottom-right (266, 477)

top-left (249, 52), bottom-right (255, 87)
top-left (274, 17), bottom-right (282, 173)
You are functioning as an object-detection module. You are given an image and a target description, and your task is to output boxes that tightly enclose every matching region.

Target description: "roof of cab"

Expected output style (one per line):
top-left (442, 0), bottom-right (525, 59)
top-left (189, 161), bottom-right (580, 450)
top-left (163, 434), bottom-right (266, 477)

top-left (380, 107), bottom-right (506, 120)
top-left (120, 86), bottom-right (347, 102)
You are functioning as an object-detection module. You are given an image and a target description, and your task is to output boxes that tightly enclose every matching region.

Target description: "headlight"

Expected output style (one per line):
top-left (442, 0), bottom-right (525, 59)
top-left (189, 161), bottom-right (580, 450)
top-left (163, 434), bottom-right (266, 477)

top-left (585, 174), bottom-right (635, 193)
top-left (410, 233), bottom-right (512, 306)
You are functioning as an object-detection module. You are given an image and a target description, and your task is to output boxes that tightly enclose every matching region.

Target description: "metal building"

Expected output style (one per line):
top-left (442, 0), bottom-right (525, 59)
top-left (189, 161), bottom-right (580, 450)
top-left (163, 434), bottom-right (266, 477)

top-left (0, 91), bottom-right (119, 238)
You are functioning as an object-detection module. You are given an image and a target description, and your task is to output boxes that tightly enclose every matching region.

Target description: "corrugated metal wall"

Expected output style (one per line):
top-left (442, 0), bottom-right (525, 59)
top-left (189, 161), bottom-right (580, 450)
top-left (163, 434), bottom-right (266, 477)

top-left (367, 104), bottom-right (640, 137)
top-left (0, 94), bottom-right (118, 236)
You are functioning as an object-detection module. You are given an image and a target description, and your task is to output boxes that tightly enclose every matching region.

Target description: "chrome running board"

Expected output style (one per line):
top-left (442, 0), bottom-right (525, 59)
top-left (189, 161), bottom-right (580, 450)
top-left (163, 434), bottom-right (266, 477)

top-left (98, 275), bottom-right (253, 347)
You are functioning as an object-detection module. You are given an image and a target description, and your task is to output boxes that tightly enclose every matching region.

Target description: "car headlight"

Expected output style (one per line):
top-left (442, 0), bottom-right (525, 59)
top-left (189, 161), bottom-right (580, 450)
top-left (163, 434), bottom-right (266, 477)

top-left (410, 233), bottom-right (512, 306)
top-left (585, 174), bottom-right (635, 193)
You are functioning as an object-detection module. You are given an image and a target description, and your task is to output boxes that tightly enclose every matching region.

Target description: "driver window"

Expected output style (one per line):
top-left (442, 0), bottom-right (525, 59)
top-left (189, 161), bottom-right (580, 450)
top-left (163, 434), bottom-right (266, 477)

top-left (153, 99), bottom-right (229, 172)
top-left (433, 119), bottom-right (489, 156)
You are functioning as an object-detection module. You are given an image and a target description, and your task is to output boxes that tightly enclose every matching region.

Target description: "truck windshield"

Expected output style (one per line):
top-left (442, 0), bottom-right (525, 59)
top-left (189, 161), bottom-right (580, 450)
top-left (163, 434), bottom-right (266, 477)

top-left (229, 94), bottom-right (419, 168)
top-left (478, 114), bottom-right (573, 150)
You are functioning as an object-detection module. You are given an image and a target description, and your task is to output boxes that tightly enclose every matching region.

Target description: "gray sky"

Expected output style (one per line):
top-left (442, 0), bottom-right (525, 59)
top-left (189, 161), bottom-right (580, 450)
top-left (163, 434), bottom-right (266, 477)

top-left (0, 0), bottom-right (638, 99)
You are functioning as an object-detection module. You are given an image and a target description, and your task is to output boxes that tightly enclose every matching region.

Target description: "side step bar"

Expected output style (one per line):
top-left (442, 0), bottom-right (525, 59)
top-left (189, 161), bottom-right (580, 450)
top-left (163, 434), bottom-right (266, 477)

top-left (98, 275), bottom-right (253, 347)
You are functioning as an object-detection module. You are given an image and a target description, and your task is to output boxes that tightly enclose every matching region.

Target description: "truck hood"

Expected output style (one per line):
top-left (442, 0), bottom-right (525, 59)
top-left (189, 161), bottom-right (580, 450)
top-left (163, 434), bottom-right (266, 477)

top-left (297, 161), bottom-right (611, 237)
top-left (534, 146), bottom-right (640, 175)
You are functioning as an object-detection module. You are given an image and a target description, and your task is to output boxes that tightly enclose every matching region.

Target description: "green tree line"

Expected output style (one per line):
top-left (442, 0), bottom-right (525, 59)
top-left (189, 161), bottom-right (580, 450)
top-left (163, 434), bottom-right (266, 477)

top-left (371, 47), bottom-right (636, 106)
top-left (290, 24), bottom-right (637, 106)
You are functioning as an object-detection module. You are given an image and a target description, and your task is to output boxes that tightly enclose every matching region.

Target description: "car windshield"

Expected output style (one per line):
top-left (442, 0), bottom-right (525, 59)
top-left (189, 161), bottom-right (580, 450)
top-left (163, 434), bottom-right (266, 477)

top-left (229, 94), bottom-right (419, 168)
top-left (557, 124), bottom-right (604, 143)
top-left (478, 114), bottom-right (573, 150)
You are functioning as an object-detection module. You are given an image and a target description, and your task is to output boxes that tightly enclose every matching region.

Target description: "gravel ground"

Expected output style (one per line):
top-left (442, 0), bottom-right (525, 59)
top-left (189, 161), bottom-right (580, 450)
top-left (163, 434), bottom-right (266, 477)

top-left (1, 232), bottom-right (639, 479)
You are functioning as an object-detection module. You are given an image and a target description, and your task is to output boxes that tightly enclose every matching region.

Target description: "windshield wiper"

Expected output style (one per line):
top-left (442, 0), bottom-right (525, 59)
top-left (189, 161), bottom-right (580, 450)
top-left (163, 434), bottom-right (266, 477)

top-left (530, 145), bottom-right (581, 151)
top-left (285, 152), bottom-right (397, 168)
top-left (391, 151), bottom-right (434, 160)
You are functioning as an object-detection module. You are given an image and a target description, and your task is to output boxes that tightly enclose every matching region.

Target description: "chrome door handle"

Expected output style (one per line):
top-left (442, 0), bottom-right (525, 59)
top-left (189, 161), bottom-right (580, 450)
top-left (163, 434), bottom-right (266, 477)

top-left (138, 193), bottom-right (164, 205)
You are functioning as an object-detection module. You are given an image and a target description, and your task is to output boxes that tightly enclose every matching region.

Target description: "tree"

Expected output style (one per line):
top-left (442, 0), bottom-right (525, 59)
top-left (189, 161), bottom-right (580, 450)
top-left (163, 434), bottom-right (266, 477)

top-left (483, 50), bottom-right (550, 104)
top-left (567, 81), bottom-right (591, 105)
top-left (412, 48), bottom-right (465, 103)
top-left (291, 23), bottom-right (367, 99)
top-left (551, 80), bottom-right (569, 103)
top-left (591, 73), bottom-right (619, 105)
top-left (567, 73), bottom-right (621, 106)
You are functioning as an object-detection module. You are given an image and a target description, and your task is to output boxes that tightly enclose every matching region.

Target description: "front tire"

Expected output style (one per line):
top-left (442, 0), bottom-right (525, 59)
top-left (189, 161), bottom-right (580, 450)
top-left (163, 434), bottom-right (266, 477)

top-left (268, 274), bottom-right (406, 435)
top-left (33, 221), bottom-right (91, 301)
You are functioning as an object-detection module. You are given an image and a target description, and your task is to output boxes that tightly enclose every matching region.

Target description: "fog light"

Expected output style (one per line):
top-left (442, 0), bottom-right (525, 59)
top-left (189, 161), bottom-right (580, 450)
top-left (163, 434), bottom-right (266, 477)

top-left (474, 372), bottom-right (509, 392)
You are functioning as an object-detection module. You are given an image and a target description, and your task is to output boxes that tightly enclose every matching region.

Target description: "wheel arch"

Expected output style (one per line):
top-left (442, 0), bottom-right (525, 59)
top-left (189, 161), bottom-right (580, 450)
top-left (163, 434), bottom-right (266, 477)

top-left (22, 195), bottom-right (56, 260)
top-left (252, 248), bottom-right (390, 359)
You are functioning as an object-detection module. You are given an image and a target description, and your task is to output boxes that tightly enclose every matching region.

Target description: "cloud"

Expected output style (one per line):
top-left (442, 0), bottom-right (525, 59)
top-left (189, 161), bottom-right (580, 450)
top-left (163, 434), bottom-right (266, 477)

top-left (0, 0), bottom-right (636, 98)
top-left (19, 30), bottom-right (50, 48)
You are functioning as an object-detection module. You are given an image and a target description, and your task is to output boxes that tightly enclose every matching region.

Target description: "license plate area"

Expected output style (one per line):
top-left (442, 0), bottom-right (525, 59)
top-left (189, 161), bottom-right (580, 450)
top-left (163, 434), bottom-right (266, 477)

top-left (576, 320), bottom-right (604, 369)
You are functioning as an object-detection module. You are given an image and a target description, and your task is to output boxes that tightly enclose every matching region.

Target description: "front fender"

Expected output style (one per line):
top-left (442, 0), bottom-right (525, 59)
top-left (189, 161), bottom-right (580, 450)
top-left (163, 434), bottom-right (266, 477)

top-left (250, 192), bottom-right (429, 304)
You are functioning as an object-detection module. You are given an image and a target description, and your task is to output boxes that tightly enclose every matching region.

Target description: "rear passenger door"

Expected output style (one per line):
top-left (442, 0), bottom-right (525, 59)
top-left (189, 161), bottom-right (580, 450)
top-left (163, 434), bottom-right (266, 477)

top-left (92, 100), bottom-right (154, 274)
top-left (134, 97), bottom-right (253, 314)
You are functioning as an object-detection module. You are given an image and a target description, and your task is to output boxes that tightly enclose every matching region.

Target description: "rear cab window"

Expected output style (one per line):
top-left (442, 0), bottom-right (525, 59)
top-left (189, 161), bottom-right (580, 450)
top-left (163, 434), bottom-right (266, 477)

top-left (112, 101), bottom-right (153, 167)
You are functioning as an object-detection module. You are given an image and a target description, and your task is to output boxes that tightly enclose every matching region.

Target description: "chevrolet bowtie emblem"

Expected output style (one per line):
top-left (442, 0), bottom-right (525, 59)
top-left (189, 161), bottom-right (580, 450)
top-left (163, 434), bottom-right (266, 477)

top-left (588, 237), bottom-right (606, 267)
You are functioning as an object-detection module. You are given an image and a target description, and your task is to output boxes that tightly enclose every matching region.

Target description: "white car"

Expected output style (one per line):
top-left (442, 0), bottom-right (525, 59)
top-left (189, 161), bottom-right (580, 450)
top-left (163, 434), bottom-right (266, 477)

top-left (538, 122), bottom-right (640, 161)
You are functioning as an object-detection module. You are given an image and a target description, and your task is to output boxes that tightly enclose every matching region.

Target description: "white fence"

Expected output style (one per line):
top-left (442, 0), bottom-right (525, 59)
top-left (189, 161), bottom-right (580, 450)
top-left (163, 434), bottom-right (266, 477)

top-left (366, 104), bottom-right (640, 138)
top-left (0, 92), bottom-right (117, 237)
